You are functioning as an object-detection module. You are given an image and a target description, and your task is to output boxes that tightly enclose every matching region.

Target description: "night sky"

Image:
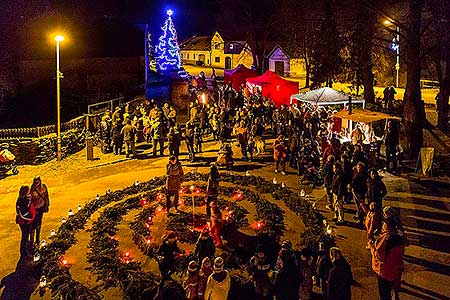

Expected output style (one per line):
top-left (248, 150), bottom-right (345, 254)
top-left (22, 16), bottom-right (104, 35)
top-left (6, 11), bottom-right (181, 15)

top-left (0, 0), bottom-right (220, 60)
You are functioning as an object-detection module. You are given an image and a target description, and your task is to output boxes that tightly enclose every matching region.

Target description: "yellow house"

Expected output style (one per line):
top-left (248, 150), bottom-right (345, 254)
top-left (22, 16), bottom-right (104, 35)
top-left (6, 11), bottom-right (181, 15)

top-left (180, 32), bottom-right (253, 69)
top-left (267, 45), bottom-right (306, 78)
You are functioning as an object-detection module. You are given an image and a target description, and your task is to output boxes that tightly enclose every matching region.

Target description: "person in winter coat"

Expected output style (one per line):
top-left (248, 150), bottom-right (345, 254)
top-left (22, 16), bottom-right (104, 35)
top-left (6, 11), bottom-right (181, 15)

top-left (111, 123), bottom-right (123, 155)
top-left (185, 121), bottom-right (196, 162)
top-left (204, 257), bottom-right (231, 300)
top-left (365, 202), bottom-right (382, 246)
top-left (315, 243), bottom-right (333, 300)
top-left (184, 261), bottom-right (200, 300)
top-left (198, 257), bottom-right (213, 300)
top-left (30, 176), bottom-right (49, 246)
top-left (351, 162), bottom-right (368, 223)
top-left (273, 135), bottom-right (287, 175)
top-left (209, 202), bottom-right (223, 248)
top-left (367, 169), bottom-right (387, 211)
top-left (206, 164), bottom-right (220, 218)
top-left (121, 120), bottom-right (137, 158)
top-left (332, 162), bottom-right (346, 225)
top-left (166, 156), bottom-right (184, 214)
top-left (370, 219), bottom-right (405, 300)
top-left (15, 185), bottom-right (35, 257)
top-left (341, 154), bottom-right (353, 204)
top-left (194, 229), bottom-right (215, 264)
top-left (327, 247), bottom-right (353, 300)
top-left (298, 248), bottom-right (314, 300)
top-left (152, 116), bottom-right (165, 157)
top-left (248, 246), bottom-right (273, 300)
top-left (384, 121), bottom-right (399, 172)
top-left (154, 278), bottom-right (186, 300)
top-left (157, 232), bottom-right (182, 279)
top-left (273, 244), bottom-right (300, 300)
top-left (322, 155), bottom-right (335, 210)
top-left (168, 127), bottom-right (181, 158)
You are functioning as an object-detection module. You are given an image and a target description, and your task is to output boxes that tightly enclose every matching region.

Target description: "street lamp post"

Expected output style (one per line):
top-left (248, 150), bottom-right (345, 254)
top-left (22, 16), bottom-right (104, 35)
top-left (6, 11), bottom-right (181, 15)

top-left (384, 20), bottom-right (400, 88)
top-left (55, 35), bottom-right (64, 161)
top-left (395, 26), bottom-right (400, 88)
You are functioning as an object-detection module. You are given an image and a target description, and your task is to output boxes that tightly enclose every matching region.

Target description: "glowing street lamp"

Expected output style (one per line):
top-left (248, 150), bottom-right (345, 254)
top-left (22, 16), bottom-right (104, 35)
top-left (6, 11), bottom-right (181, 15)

top-left (54, 34), bottom-right (64, 161)
top-left (383, 20), bottom-right (400, 88)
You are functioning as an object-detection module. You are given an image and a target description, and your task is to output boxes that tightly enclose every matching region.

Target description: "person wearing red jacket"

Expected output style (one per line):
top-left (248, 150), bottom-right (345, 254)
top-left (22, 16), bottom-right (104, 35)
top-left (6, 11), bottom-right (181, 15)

top-left (370, 218), bottom-right (405, 300)
top-left (15, 185), bottom-right (36, 257)
top-left (183, 261), bottom-right (200, 300)
top-left (365, 202), bottom-right (382, 247)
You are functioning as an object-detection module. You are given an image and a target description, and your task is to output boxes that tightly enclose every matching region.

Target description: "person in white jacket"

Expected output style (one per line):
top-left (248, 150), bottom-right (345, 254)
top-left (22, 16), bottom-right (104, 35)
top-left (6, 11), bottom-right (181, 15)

top-left (204, 257), bottom-right (231, 300)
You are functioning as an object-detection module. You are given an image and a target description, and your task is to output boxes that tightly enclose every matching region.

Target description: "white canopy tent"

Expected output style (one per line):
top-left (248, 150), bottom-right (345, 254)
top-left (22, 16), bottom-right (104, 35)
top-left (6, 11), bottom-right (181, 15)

top-left (290, 87), bottom-right (365, 107)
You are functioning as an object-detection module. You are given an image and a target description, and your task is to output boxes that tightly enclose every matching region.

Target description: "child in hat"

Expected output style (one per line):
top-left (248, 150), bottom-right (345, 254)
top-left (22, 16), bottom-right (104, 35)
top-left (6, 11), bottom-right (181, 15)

top-left (198, 257), bottom-right (213, 300)
top-left (183, 260), bottom-right (200, 300)
top-left (204, 257), bottom-right (231, 300)
top-left (365, 202), bottom-right (382, 247)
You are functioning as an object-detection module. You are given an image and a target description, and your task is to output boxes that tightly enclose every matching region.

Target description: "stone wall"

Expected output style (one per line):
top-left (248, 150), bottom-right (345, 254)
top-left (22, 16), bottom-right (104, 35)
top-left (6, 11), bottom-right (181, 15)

top-left (6, 127), bottom-right (86, 165)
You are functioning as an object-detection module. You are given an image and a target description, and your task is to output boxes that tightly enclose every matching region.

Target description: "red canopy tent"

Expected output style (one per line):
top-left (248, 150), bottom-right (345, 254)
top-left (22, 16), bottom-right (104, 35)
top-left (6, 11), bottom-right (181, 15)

top-left (224, 64), bottom-right (258, 91)
top-left (246, 71), bottom-right (299, 107)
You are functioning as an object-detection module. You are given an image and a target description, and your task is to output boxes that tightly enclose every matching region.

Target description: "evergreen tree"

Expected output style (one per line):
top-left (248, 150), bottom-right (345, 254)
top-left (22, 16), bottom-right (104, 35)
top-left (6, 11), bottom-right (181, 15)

top-left (155, 10), bottom-right (181, 72)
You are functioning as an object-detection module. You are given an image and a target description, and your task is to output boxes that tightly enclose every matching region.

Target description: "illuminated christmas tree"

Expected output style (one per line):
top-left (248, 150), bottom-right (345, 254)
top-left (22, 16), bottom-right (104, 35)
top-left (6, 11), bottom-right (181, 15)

top-left (155, 9), bottom-right (181, 72)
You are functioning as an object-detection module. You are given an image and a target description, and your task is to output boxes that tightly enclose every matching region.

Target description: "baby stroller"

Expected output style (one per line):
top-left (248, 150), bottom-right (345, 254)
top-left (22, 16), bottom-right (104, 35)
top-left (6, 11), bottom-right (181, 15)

top-left (0, 147), bottom-right (19, 175)
top-left (300, 161), bottom-right (323, 188)
top-left (216, 143), bottom-right (234, 170)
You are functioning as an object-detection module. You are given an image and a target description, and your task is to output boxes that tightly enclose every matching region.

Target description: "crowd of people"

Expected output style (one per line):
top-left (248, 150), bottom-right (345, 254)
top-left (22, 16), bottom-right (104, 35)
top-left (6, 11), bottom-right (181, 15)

top-left (13, 71), bottom-right (406, 300)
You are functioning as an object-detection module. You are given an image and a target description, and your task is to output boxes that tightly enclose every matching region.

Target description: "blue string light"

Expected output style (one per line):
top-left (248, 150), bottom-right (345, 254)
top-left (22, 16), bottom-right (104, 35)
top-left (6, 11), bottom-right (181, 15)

top-left (155, 10), bottom-right (181, 72)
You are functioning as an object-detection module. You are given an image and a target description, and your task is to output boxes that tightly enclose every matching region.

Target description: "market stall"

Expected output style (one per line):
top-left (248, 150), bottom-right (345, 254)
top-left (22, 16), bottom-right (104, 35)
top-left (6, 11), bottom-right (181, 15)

top-left (224, 64), bottom-right (258, 91)
top-left (246, 70), bottom-right (299, 107)
top-left (332, 108), bottom-right (401, 144)
top-left (290, 87), bottom-right (365, 107)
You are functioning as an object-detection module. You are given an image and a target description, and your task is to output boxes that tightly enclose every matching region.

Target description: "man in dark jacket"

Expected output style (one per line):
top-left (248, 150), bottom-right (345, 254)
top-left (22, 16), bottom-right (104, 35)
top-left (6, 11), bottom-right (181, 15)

top-left (322, 155), bottom-right (335, 210)
top-left (157, 232), bottom-right (182, 279)
top-left (273, 243), bottom-right (300, 300)
top-left (332, 162), bottom-right (346, 225)
top-left (384, 121), bottom-right (399, 172)
top-left (168, 127), bottom-right (181, 158)
top-left (367, 169), bottom-right (387, 211)
top-left (315, 243), bottom-right (333, 300)
top-left (352, 162), bottom-right (368, 223)
top-left (194, 229), bottom-right (215, 264)
top-left (327, 247), bottom-right (353, 300)
top-left (341, 154), bottom-right (353, 204)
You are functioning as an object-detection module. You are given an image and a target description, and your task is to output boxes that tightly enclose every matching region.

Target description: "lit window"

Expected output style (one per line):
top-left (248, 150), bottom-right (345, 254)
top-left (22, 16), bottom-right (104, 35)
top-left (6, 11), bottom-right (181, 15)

top-left (215, 57), bottom-right (220, 63)
top-left (187, 54), bottom-right (189, 59)
top-left (215, 44), bottom-right (220, 50)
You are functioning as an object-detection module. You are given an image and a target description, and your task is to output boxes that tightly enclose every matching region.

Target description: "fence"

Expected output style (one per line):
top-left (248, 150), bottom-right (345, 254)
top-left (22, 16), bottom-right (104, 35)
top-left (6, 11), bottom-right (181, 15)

top-left (87, 97), bottom-right (125, 115)
top-left (0, 116), bottom-right (86, 140)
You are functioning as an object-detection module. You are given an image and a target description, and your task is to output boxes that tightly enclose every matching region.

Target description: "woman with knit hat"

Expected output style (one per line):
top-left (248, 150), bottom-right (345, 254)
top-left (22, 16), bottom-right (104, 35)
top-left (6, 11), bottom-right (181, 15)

top-left (204, 257), bottom-right (231, 300)
top-left (183, 260), bottom-right (200, 300)
top-left (198, 257), bottom-right (213, 300)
